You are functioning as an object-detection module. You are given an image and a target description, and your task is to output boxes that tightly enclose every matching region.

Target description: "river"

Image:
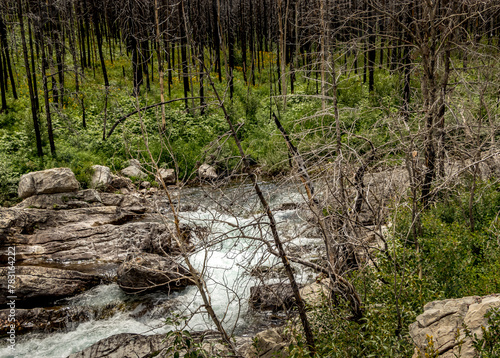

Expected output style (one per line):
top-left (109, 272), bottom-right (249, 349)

top-left (0, 181), bottom-right (322, 358)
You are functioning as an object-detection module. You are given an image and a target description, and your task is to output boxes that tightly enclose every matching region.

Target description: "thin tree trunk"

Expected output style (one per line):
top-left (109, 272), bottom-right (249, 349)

top-left (206, 68), bottom-right (317, 356)
top-left (38, 1), bottom-right (56, 156)
top-left (18, 0), bottom-right (43, 157)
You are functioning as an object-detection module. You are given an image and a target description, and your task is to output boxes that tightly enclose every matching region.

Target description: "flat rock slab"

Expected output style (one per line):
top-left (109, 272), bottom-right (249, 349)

top-left (0, 266), bottom-right (100, 308)
top-left (0, 204), bottom-right (191, 267)
top-left (15, 189), bottom-right (102, 210)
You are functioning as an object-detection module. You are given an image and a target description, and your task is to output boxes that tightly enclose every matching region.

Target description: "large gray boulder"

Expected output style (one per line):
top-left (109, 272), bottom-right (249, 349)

top-left (240, 327), bottom-right (288, 358)
top-left (121, 159), bottom-right (147, 179)
top-left (18, 168), bottom-right (80, 199)
top-left (121, 166), bottom-right (147, 179)
top-left (117, 253), bottom-right (193, 294)
top-left (157, 168), bottom-right (176, 185)
top-left (0, 266), bottom-right (99, 308)
top-left (410, 294), bottom-right (500, 358)
top-left (91, 165), bottom-right (113, 189)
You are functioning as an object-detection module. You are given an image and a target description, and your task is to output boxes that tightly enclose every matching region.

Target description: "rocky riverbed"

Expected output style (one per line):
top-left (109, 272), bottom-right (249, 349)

top-left (0, 167), bottom-right (326, 357)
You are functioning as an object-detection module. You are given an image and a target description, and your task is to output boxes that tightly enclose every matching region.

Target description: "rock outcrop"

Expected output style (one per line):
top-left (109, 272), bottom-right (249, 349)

top-left (67, 333), bottom-right (166, 358)
top-left (410, 294), bottom-right (500, 358)
top-left (0, 205), bottom-right (189, 265)
top-left (18, 168), bottom-right (80, 199)
top-left (0, 266), bottom-right (100, 308)
top-left (1, 168), bottom-right (194, 308)
top-left (117, 253), bottom-right (193, 294)
top-left (250, 283), bottom-right (298, 311)
top-left (15, 189), bottom-right (102, 210)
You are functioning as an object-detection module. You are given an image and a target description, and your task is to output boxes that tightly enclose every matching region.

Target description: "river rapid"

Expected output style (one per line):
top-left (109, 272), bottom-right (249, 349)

top-left (0, 182), bottom-right (323, 358)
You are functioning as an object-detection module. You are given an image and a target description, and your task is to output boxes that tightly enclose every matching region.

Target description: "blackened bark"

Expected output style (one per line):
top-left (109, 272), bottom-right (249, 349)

top-left (18, 0), bottom-right (43, 157)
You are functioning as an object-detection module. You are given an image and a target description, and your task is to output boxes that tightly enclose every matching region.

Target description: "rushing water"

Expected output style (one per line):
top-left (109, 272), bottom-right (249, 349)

top-left (0, 182), bottom-right (322, 358)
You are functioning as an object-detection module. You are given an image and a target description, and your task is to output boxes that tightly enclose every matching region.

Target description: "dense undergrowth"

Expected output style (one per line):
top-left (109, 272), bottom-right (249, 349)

top-left (286, 183), bottom-right (500, 357)
top-left (0, 44), bottom-right (407, 206)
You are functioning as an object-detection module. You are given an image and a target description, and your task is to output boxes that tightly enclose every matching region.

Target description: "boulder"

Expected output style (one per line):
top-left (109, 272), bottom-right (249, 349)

top-left (157, 168), bottom-right (176, 185)
top-left (109, 175), bottom-right (135, 191)
top-left (67, 331), bottom-right (230, 358)
top-left (0, 266), bottom-right (100, 308)
top-left (0, 206), bottom-right (187, 265)
top-left (250, 283), bottom-right (298, 311)
top-left (128, 159), bottom-right (141, 168)
top-left (91, 165), bottom-right (113, 189)
top-left (15, 189), bottom-right (102, 210)
top-left (198, 164), bottom-right (217, 181)
top-left (67, 333), bottom-right (166, 358)
top-left (299, 282), bottom-right (330, 307)
top-left (140, 223), bottom-right (193, 256)
top-left (18, 168), bottom-right (79, 199)
top-left (410, 294), bottom-right (500, 358)
top-left (139, 181), bottom-right (151, 189)
top-left (121, 166), bottom-right (147, 179)
top-left (240, 328), bottom-right (288, 358)
top-left (117, 253), bottom-right (193, 294)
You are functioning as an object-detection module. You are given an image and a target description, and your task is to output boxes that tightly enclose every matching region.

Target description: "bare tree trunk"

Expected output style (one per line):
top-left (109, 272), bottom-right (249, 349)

top-left (18, 0), bottom-right (43, 157)
top-left (206, 68), bottom-right (317, 355)
top-left (155, 0), bottom-right (166, 129)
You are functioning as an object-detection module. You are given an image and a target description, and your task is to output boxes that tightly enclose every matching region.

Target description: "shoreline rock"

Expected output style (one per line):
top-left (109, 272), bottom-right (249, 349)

top-left (117, 253), bottom-right (194, 294)
top-left (18, 168), bottom-right (80, 199)
top-left (410, 294), bottom-right (500, 358)
top-left (0, 266), bottom-right (100, 308)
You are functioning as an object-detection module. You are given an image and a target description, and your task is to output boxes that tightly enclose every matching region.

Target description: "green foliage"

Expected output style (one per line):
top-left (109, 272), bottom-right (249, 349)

top-left (287, 183), bottom-right (499, 358)
top-left (163, 314), bottom-right (212, 358)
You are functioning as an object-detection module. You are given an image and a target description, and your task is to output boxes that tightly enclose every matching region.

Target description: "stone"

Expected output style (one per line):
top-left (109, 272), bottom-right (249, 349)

top-left (121, 166), bottom-right (147, 179)
top-left (67, 331), bottom-right (230, 358)
top-left (157, 168), bottom-right (176, 185)
top-left (15, 190), bottom-right (102, 210)
top-left (249, 283), bottom-right (297, 311)
top-left (240, 328), bottom-right (288, 358)
top-left (140, 223), bottom-right (193, 256)
top-left (91, 165), bottom-right (113, 189)
top-left (117, 253), bottom-right (194, 294)
top-left (139, 181), bottom-right (151, 189)
top-left (18, 168), bottom-right (80, 199)
top-left (299, 282), bottom-right (330, 307)
top-left (0, 206), bottom-right (186, 265)
top-left (0, 306), bottom-right (91, 335)
top-left (198, 163), bottom-right (217, 180)
top-left (0, 266), bottom-right (100, 308)
top-left (409, 294), bottom-right (500, 358)
top-left (109, 175), bottom-right (134, 190)
top-left (67, 333), bottom-right (166, 358)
